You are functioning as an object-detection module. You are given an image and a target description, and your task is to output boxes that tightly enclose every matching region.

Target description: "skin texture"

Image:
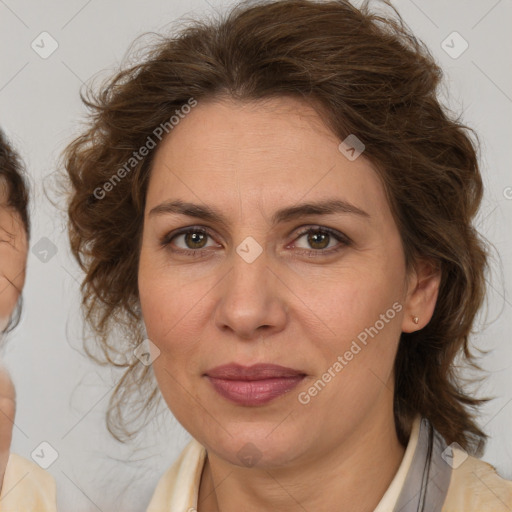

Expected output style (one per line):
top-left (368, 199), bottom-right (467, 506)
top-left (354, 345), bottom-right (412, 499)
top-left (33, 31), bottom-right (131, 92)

top-left (0, 365), bottom-right (15, 492)
top-left (0, 180), bottom-right (27, 491)
top-left (138, 96), bottom-right (441, 512)
top-left (0, 181), bottom-right (27, 329)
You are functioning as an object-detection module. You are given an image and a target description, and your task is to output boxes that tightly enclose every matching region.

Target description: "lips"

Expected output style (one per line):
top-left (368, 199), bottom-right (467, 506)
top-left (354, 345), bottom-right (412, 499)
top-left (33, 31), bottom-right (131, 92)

top-left (205, 363), bottom-right (305, 380)
top-left (204, 363), bottom-right (306, 406)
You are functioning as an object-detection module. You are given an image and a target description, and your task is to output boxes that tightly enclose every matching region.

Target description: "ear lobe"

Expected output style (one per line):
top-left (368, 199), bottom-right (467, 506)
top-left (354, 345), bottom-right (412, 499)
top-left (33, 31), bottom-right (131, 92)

top-left (401, 259), bottom-right (441, 333)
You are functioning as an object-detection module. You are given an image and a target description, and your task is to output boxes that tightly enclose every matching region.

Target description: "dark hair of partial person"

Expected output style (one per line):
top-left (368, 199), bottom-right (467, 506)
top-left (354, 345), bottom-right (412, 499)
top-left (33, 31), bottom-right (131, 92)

top-left (62, 0), bottom-right (492, 452)
top-left (0, 128), bottom-right (30, 333)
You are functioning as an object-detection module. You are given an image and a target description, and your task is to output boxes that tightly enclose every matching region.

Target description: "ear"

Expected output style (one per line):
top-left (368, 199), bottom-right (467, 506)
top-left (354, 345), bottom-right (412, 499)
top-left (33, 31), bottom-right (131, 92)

top-left (401, 258), bottom-right (441, 333)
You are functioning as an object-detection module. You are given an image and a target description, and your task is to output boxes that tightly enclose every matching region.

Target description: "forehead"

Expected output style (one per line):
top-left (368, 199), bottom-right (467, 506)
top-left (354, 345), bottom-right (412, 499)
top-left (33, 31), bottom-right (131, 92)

top-left (146, 96), bottom-right (389, 222)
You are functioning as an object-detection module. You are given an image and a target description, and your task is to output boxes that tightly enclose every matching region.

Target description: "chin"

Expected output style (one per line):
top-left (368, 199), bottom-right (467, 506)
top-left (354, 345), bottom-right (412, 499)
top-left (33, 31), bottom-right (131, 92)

top-left (201, 425), bottom-right (308, 469)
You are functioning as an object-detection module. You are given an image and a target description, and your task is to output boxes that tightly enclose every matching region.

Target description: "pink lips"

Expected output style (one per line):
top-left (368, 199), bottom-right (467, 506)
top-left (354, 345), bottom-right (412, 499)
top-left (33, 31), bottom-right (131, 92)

top-left (205, 363), bottom-right (306, 406)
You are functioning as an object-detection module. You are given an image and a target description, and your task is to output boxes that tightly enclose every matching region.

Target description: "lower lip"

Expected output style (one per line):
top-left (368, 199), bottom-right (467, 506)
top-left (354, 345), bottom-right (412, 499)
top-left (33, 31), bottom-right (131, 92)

top-left (206, 376), bottom-right (305, 406)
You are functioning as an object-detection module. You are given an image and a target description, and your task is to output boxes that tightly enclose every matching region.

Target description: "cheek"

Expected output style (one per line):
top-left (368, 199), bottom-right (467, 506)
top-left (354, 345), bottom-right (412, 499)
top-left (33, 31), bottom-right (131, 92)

top-left (0, 277), bottom-right (19, 324)
top-left (138, 274), bottom-right (196, 414)
top-left (312, 263), bottom-right (403, 337)
top-left (0, 228), bottom-right (27, 321)
top-left (137, 258), bottom-right (210, 382)
top-left (138, 276), bottom-right (214, 437)
top-left (139, 276), bottom-right (194, 348)
top-left (307, 261), bottom-right (405, 397)
top-left (139, 244), bottom-right (192, 328)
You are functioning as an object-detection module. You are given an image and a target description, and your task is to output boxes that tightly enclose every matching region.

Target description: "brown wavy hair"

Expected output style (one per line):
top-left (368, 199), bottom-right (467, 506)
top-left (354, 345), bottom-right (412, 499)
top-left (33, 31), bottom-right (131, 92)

top-left (0, 130), bottom-right (29, 235)
top-left (63, 0), bottom-right (492, 451)
top-left (0, 129), bottom-right (30, 333)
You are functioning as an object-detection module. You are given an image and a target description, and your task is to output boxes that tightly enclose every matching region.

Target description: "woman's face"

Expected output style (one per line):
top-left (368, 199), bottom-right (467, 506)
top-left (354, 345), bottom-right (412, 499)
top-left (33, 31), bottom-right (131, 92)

top-left (138, 96), bottom-right (432, 468)
top-left (0, 181), bottom-right (27, 332)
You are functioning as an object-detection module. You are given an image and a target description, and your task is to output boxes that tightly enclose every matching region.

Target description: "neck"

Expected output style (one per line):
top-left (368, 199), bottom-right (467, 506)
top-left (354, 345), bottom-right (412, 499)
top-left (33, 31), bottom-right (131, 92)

top-left (197, 403), bottom-right (407, 512)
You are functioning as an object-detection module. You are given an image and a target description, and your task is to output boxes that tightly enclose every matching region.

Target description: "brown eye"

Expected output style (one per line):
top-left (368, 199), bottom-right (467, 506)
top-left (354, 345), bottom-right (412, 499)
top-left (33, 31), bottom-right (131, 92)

top-left (306, 231), bottom-right (330, 250)
top-left (160, 226), bottom-right (219, 257)
top-left (293, 226), bottom-right (351, 256)
top-left (183, 231), bottom-right (208, 249)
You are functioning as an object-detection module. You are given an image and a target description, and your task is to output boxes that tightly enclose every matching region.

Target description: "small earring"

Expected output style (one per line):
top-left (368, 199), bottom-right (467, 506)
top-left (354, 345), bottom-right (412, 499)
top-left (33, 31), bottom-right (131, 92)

top-left (412, 316), bottom-right (419, 325)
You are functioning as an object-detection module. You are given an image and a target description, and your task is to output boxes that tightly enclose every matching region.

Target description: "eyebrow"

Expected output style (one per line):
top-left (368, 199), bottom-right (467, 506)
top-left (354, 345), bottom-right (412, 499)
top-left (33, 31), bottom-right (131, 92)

top-left (149, 198), bottom-right (370, 227)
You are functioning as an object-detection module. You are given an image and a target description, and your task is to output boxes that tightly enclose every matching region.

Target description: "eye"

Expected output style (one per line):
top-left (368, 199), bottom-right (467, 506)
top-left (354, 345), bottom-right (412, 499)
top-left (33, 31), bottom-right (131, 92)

top-left (160, 225), bottom-right (351, 258)
top-left (292, 226), bottom-right (351, 256)
top-left (160, 226), bottom-right (218, 256)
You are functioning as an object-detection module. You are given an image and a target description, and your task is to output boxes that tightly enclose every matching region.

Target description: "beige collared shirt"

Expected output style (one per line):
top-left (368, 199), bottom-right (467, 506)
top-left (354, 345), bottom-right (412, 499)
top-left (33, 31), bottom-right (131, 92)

top-left (146, 415), bottom-right (512, 512)
top-left (1, 416), bottom-right (510, 511)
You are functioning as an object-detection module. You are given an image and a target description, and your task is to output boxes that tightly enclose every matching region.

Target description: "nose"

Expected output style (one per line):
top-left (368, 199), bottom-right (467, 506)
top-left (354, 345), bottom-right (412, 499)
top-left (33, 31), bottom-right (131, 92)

top-left (214, 244), bottom-right (288, 341)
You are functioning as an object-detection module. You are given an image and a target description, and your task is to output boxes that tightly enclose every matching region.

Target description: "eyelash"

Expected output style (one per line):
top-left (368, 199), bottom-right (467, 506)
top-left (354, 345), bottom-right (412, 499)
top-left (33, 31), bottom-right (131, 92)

top-left (159, 225), bottom-right (351, 259)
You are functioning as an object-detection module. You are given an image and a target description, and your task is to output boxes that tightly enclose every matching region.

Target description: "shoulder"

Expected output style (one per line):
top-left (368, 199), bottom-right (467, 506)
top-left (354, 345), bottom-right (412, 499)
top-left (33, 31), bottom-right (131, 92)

top-left (146, 438), bottom-right (207, 512)
top-left (443, 449), bottom-right (512, 512)
top-left (0, 453), bottom-right (56, 511)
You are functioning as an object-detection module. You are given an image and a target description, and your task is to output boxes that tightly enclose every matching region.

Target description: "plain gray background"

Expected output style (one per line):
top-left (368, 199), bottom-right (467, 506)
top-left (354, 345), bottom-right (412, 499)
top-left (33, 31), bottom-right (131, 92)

top-left (1, 0), bottom-right (511, 510)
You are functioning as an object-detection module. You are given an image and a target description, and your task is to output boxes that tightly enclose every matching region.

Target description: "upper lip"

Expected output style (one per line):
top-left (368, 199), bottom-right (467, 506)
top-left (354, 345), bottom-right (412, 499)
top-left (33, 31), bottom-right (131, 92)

top-left (205, 363), bottom-right (306, 381)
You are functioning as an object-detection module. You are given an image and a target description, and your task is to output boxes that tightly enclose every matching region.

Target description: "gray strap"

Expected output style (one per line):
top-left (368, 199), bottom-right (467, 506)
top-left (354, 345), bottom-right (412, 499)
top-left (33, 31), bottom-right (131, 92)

top-left (393, 417), bottom-right (452, 512)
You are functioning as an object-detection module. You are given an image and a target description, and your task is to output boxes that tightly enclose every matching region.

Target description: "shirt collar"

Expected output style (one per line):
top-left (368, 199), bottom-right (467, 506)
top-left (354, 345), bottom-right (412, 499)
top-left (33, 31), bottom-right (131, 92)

top-left (147, 414), bottom-right (452, 512)
top-left (374, 414), bottom-right (422, 511)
